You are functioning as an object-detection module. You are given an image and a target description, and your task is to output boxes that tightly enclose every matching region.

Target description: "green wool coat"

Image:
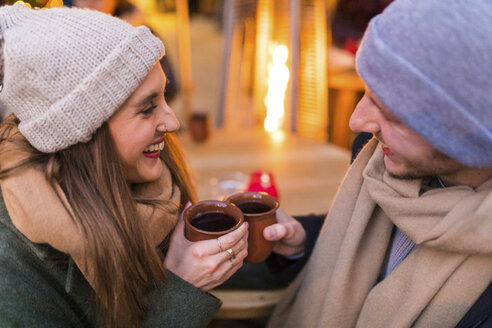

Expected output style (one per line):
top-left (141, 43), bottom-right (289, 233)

top-left (0, 191), bottom-right (221, 327)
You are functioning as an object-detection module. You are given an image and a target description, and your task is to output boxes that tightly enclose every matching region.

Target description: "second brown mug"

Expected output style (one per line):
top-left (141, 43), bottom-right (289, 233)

top-left (225, 192), bottom-right (279, 264)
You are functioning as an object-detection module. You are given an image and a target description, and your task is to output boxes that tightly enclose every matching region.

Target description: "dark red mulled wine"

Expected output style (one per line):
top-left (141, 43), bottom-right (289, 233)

top-left (191, 212), bottom-right (237, 232)
top-left (235, 201), bottom-right (272, 214)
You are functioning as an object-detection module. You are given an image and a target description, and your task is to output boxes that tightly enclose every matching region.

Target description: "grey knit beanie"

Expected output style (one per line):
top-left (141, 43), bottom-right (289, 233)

top-left (0, 4), bottom-right (164, 152)
top-left (356, 0), bottom-right (492, 167)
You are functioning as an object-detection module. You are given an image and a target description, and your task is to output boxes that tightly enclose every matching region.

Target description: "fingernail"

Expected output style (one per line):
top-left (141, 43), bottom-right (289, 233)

top-left (264, 227), bottom-right (274, 239)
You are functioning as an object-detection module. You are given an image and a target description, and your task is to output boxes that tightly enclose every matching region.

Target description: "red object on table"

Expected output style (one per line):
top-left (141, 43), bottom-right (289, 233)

top-left (343, 38), bottom-right (358, 55)
top-left (246, 171), bottom-right (279, 199)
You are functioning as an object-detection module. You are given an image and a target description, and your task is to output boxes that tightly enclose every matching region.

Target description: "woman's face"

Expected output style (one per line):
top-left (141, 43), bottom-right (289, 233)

top-left (108, 64), bottom-right (180, 184)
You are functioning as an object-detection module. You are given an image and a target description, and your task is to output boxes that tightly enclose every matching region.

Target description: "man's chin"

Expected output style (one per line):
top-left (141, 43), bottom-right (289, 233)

top-left (384, 158), bottom-right (426, 180)
top-left (386, 164), bottom-right (433, 180)
top-left (387, 170), bottom-right (424, 180)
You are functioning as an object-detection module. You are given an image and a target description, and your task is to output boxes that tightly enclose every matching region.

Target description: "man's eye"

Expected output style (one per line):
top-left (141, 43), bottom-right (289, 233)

top-left (141, 105), bottom-right (157, 115)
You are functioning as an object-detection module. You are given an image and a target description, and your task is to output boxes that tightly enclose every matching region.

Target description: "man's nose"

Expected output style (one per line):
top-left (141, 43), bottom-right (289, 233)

top-left (349, 95), bottom-right (380, 134)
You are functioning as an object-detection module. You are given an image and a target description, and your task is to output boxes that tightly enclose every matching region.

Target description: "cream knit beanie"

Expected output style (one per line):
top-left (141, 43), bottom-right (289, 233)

top-left (0, 4), bottom-right (164, 152)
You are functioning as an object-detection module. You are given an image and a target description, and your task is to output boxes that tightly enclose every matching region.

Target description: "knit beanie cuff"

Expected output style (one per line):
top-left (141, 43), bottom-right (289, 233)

top-left (356, 18), bottom-right (492, 167)
top-left (0, 3), bottom-right (29, 31)
top-left (18, 25), bottom-right (164, 153)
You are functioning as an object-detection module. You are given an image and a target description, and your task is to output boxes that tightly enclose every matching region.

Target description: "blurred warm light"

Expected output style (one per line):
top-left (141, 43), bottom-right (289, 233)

top-left (264, 44), bottom-right (289, 133)
top-left (269, 129), bottom-right (286, 145)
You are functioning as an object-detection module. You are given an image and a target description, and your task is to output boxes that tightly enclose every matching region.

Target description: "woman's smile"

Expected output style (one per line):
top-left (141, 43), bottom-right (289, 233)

top-left (143, 138), bottom-right (165, 159)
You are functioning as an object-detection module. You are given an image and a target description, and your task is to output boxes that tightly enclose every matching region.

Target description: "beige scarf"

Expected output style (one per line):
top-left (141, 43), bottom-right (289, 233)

top-left (269, 138), bottom-right (492, 328)
top-left (0, 127), bottom-right (180, 284)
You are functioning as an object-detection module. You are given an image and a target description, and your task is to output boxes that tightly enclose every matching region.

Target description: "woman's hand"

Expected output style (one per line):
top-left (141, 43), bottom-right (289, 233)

top-left (164, 208), bottom-right (249, 292)
top-left (262, 208), bottom-right (306, 257)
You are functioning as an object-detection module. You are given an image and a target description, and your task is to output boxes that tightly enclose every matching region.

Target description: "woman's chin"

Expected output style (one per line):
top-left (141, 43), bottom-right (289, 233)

top-left (126, 162), bottom-right (163, 184)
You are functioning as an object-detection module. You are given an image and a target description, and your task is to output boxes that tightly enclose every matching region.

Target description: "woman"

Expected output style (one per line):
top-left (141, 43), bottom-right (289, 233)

top-left (0, 4), bottom-right (247, 327)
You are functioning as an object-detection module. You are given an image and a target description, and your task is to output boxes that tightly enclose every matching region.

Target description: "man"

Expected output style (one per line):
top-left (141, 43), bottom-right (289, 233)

top-left (264, 0), bottom-right (492, 326)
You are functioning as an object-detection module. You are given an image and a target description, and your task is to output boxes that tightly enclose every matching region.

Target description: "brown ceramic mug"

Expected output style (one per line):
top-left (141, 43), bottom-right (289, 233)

top-left (184, 200), bottom-right (244, 242)
top-left (225, 192), bottom-right (279, 264)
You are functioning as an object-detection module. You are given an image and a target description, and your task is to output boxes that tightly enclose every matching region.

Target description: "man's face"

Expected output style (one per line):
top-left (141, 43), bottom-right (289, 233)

top-left (349, 88), bottom-right (465, 180)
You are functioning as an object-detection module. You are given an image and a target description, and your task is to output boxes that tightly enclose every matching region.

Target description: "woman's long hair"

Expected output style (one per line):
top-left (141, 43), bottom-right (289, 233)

top-left (0, 114), bottom-right (197, 327)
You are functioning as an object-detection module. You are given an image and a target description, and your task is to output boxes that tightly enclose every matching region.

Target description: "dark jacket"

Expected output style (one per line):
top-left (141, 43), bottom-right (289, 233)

top-left (0, 191), bottom-right (221, 327)
top-left (455, 282), bottom-right (492, 328)
top-left (217, 214), bottom-right (325, 291)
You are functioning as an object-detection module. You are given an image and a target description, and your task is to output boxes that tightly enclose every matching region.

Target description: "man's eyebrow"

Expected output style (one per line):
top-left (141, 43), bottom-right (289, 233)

top-left (367, 92), bottom-right (395, 121)
top-left (367, 93), bottom-right (384, 112)
top-left (135, 92), bottom-right (159, 107)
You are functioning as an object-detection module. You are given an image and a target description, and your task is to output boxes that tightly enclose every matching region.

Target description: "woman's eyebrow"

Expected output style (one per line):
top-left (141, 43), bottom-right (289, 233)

top-left (135, 92), bottom-right (159, 107)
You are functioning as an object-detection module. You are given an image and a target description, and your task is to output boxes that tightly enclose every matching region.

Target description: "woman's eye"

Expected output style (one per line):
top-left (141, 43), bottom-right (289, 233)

top-left (141, 104), bottom-right (157, 115)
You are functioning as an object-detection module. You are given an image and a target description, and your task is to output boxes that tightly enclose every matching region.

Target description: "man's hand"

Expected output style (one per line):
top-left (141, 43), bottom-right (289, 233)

top-left (263, 208), bottom-right (306, 257)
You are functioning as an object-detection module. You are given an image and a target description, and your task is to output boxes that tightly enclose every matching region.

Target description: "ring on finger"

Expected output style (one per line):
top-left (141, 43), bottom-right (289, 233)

top-left (227, 248), bottom-right (236, 261)
top-left (216, 238), bottom-right (223, 253)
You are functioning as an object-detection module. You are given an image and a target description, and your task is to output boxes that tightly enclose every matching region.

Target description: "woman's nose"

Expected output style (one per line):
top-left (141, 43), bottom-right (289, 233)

top-left (157, 104), bottom-right (180, 133)
top-left (349, 94), bottom-right (380, 134)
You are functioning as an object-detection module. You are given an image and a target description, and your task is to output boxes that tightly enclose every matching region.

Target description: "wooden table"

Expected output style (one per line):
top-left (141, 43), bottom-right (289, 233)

top-left (179, 127), bottom-right (350, 218)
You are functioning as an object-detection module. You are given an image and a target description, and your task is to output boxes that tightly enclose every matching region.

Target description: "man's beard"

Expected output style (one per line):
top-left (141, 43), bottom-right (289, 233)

top-left (374, 133), bottom-right (463, 180)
